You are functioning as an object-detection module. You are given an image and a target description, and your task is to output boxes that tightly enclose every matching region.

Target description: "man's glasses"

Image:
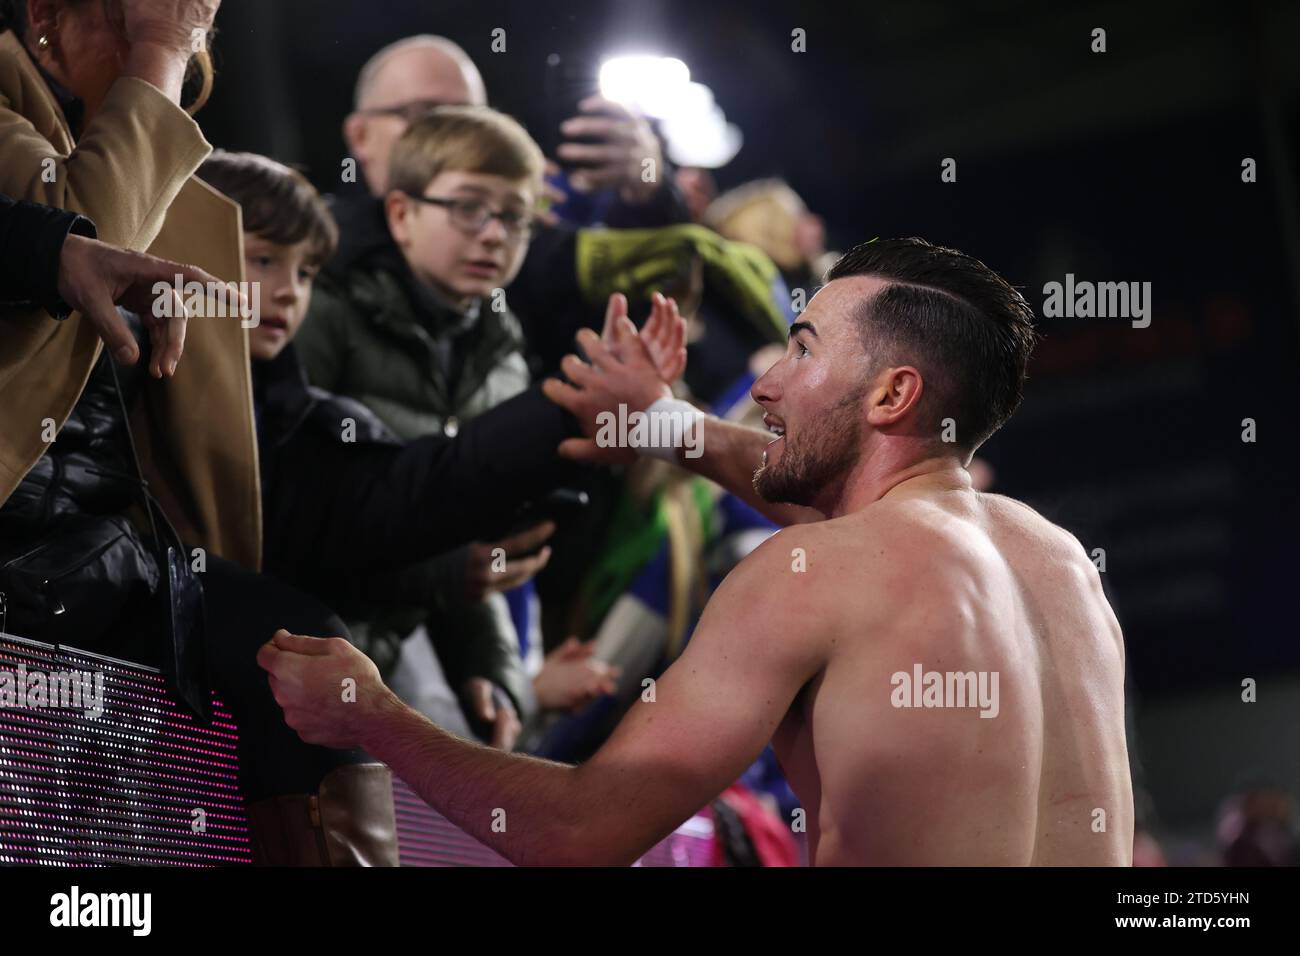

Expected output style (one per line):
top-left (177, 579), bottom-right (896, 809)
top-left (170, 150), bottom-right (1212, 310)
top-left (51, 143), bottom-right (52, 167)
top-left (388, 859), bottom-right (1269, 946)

top-left (405, 194), bottom-right (536, 241)
top-left (359, 99), bottom-right (458, 124)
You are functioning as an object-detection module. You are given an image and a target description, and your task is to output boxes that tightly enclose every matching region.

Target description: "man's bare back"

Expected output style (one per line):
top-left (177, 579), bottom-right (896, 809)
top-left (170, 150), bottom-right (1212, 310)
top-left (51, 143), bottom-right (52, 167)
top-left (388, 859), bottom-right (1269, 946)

top-left (768, 476), bottom-right (1132, 865)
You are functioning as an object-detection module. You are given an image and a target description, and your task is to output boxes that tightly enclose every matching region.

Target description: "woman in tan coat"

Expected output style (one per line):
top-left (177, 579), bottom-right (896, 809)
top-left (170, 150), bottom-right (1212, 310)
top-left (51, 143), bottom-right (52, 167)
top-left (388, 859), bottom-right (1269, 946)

top-left (0, 0), bottom-right (396, 865)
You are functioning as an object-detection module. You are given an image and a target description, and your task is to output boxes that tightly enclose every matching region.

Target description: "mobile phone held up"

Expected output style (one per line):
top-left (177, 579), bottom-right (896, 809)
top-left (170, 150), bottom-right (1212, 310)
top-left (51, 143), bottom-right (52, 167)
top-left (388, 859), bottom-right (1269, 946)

top-left (497, 488), bottom-right (590, 555)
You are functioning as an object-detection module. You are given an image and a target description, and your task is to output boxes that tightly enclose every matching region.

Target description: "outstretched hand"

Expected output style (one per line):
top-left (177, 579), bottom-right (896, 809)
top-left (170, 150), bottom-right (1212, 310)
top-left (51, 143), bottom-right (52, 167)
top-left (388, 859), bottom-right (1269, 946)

top-left (542, 292), bottom-right (687, 464)
top-left (534, 637), bottom-right (621, 713)
top-left (602, 290), bottom-right (687, 384)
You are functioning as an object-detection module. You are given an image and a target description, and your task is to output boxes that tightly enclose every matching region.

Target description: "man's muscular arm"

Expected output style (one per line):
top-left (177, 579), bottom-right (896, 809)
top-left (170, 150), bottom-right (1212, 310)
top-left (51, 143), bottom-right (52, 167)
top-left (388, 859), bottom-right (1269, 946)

top-left (258, 530), bottom-right (825, 866)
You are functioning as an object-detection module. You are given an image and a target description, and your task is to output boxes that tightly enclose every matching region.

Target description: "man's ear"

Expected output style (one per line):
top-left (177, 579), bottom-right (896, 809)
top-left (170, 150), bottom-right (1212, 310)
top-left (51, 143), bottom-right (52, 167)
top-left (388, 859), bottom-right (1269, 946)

top-left (343, 113), bottom-right (368, 164)
top-left (384, 190), bottom-right (410, 246)
top-left (866, 365), bottom-right (924, 429)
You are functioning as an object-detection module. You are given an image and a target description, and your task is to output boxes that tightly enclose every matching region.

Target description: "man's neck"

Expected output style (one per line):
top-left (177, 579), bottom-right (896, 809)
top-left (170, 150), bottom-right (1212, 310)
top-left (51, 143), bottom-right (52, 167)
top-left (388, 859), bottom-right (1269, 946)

top-left (827, 445), bottom-right (971, 517)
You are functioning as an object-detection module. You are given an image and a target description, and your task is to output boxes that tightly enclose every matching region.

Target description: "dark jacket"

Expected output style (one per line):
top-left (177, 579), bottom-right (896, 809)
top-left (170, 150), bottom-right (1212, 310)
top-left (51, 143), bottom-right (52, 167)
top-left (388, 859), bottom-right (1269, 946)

top-left (254, 342), bottom-right (573, 705)
top-left (299, 213), bottom-right (530, 439)
top-left (0, 304), bottom-right (159, 652)
top-left (299, 197), bottom-right (538, 715)
top-left (0, 192), bottom-right (95, 317)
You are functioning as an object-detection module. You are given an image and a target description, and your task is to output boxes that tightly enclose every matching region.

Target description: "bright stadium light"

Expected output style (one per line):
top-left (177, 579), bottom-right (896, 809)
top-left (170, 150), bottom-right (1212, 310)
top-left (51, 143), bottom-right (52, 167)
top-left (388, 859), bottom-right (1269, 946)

top-left (598, 56), bottom-right (741, 168)
top-left (598, 55), bottom-right (690, 116)
top-left (661, 84), bottom-right (742, 168)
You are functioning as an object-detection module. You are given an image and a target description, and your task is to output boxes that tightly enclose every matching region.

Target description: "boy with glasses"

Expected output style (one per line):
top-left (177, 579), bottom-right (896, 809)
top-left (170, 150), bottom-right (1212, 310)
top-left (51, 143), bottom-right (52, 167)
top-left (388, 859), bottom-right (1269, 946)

top-left (300, 107), bottom-right (540, 438)
top-left (297, 107), bottom-right (556, 748)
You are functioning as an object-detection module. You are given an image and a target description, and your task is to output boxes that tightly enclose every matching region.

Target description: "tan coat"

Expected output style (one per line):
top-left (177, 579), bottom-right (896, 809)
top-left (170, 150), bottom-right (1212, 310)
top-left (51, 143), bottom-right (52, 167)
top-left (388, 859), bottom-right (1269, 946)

top-left (0, 30), bottom-right (261, 569)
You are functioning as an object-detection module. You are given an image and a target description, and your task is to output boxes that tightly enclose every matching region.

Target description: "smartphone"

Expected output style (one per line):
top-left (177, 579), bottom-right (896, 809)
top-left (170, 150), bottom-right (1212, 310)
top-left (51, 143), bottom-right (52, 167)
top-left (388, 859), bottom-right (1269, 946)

top-left (544, 53), bottom-right (601, 171)
top-left (495, 488), bottom-right (590, 553)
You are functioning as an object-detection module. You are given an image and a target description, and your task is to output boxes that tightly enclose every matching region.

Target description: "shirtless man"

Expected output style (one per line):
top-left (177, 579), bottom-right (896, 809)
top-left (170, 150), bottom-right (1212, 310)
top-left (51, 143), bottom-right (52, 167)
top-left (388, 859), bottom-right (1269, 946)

top-left (259, 237), bottom-right (1134, 866)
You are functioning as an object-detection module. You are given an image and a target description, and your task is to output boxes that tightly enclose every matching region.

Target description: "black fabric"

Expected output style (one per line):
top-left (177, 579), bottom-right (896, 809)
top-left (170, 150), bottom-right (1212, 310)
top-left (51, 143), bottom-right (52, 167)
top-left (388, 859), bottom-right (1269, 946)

top-left (192, 555), bottom-right (368, 801)
top-left (254, 341), bottom-right (581, 589)
top-left (0, 193), bottom-right (96, 319)
top-left (0, 512), bottom-right (158, 647)
top-left (0, 546), bottom-right (364, 800)
top-left (253, 343), bottom-right (577, 714)
top-left (508, 223), bottom-right (586, 378)
top-left (0, 312), bottom-right (155, 650)
top-left (0, 321), bottom-right (364, 798)
top-left (601, 177), bottom-right (691, 230)
top-left (98, 554), bottom-right (367, 801)
top-left (101, 354), bottom-right (210, 724)
top-left (323, 190), bottom-right (390, 276)
top-left (1, 311), bottom-right (148, 527)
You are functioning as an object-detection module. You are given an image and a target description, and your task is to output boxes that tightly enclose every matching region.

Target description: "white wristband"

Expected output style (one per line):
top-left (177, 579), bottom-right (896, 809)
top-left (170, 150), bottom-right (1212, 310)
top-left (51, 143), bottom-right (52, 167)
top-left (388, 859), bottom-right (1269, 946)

top-left (639, 397), bottom-right (707, 462)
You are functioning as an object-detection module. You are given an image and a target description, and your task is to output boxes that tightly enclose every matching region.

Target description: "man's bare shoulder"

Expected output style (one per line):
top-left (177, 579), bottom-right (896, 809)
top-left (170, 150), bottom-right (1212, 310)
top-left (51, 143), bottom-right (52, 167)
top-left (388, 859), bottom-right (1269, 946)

top-left (720, 524), bottom-right (846, 620)
top-left (976, 492), bottom-right (1122, 655)
top-left (733, 514), bottom-right (926, 638)
top-left (693, 527), bottom-right (846, 673)
top-left (747, 513), bottom-right (922, 589)
top-left (979, 492), bottom-right (1099, 574)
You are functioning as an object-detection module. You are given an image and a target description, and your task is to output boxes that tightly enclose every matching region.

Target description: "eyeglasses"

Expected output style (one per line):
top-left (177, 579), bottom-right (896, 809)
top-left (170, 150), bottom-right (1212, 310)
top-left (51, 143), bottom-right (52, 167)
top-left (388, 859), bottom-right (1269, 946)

top-left (359, 99), bottom-right (459, 124)
top-left (404, 194), bottom-right (536, 241)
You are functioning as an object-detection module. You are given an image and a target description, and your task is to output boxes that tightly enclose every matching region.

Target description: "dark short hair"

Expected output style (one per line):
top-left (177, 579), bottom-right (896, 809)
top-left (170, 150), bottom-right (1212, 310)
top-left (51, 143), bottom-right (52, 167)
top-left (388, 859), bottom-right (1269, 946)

top-left (198, 151), bottom-right (338, 266)
top-left (827, 237), bottom-right (1037, 455)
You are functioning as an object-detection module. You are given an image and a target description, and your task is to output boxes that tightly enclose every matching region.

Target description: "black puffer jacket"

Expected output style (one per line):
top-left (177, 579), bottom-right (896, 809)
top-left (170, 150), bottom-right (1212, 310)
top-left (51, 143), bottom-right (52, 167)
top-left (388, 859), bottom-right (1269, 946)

top-left (0, 304), bottom-right (159, 651)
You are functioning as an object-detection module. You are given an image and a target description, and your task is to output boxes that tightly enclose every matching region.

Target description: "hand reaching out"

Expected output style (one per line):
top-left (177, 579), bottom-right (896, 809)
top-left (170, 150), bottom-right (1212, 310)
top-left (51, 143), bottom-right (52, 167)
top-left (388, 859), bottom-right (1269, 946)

top-left (602, 291), bottom-right (687, 385)
top-left (258, 630), bottom-right (396, 750)
top-left (542, 292), bottom-right (689, 465)
top-left (465, 521), bottom-right (556, 602)
top-left (557, 96), bottom-right (664, 205)
top-left (533, 637), bottom-right (621, 713)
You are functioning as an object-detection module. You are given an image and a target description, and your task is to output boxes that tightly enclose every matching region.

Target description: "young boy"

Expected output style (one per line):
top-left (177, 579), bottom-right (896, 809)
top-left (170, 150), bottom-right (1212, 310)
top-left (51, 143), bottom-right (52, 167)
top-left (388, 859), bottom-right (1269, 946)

top-left (299, 107), bottom-right (542, 440)
top-left (295, 109), bottom-right (578, 745)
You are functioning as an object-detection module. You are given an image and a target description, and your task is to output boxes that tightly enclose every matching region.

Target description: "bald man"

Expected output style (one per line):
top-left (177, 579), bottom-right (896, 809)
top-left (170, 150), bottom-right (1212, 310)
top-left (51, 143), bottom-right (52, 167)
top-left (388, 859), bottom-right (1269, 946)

top-left (261, 238), bottom-right (1134, 865)
top-left (341, 34), bottom-right (668, 205)
top-left (343, 35), bottom-right (487, 196)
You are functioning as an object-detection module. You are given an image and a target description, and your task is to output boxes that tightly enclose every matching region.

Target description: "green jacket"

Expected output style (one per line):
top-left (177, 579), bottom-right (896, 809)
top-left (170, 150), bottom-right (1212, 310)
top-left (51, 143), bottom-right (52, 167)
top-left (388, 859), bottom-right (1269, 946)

top-left (299, 265), bottom-right (529, 440)
top-left (297, 255), bottom-right (535, 719)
